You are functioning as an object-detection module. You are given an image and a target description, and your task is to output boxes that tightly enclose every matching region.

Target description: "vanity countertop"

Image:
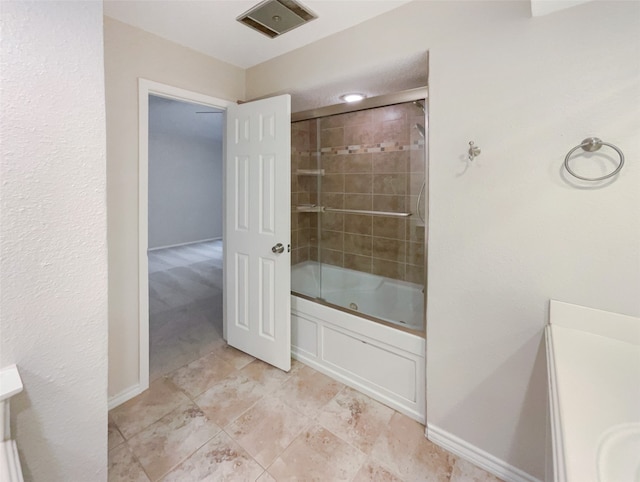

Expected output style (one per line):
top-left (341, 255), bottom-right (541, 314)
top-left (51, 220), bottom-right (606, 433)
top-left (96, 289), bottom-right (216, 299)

top-left (0, 364), bottom-right (23, 402)
top-left (546, 300), bottom-right (640, 482)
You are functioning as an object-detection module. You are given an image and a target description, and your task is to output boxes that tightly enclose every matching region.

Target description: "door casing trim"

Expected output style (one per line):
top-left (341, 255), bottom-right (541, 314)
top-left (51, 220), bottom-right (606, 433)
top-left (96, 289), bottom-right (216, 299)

top-left (137, 79), bottom-right (234, 393)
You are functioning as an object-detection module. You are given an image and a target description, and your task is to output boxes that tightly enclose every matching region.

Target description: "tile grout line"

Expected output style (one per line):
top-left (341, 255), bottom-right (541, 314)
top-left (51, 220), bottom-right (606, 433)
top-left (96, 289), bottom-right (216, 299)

top-left (154, 425), bottom-right (225, 482)
top-left (121, 440), bottom-right (153, 482)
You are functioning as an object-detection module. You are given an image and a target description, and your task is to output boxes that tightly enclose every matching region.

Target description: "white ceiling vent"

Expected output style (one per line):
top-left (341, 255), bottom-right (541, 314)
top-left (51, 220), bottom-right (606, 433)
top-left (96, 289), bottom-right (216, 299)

top-left (237, 0), bottom-right (317, 39)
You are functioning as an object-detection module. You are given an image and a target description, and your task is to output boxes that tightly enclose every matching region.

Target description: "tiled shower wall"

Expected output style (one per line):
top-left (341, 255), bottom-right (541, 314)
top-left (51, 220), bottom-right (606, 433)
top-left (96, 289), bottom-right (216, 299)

top-left (291, 101), bottom-right (426, 284)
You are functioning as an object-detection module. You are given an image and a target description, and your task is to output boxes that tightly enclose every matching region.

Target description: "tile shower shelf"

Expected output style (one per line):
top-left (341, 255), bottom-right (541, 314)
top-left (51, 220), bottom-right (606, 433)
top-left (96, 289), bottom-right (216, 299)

top-left (295, 205), bottom-right (323, 213)
top-left (296, 169), bottom-right (325, 176)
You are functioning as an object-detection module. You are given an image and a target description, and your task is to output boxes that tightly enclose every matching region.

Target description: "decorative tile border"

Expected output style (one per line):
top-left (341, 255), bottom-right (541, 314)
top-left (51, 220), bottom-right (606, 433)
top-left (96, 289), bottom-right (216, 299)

top-left (317, 140), bottom-right (425, 155)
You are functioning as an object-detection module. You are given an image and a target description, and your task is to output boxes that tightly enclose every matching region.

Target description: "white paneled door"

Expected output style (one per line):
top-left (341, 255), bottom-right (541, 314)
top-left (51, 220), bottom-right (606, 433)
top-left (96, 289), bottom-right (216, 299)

top-left (225, 95), bottom-right (291, 371)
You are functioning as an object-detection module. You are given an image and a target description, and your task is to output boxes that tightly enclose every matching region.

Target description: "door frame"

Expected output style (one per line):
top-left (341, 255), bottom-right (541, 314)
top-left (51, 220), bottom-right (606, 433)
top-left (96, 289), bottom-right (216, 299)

top-left (137, 79), bottom-right (234, 391)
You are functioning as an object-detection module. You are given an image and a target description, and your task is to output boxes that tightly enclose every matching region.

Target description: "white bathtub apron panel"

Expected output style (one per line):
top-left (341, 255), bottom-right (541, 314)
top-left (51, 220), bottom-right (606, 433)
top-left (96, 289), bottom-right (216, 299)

top-left (291, 295), bottom-right (426, 422)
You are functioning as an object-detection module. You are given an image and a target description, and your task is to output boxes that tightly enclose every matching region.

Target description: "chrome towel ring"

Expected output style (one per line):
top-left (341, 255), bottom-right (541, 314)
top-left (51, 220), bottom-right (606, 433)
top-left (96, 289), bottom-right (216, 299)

top-left (564, 137), bottom-right (625, 181)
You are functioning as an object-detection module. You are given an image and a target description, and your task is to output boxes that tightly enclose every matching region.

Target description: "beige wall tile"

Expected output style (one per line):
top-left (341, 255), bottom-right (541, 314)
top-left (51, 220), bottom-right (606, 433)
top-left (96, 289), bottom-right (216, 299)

top-left (342, 153), bottom-right (373, 173)
top-left (322, 153), bottom-right (342, 173)
top-left (379, 104), bottom-right (408, 122)
top-left (345, 173), bottom-right (373, 193)
top-left (321, 127), bottom-right (344, 147)
top-left (338, 109), bottom-right (374, 127)
top-left (372, 151), bottom-right (409, 173)
top-left (345, 194), bottom-right (373, 210)
top-left (344, 214), bottom-right (373, 235)
top-left (372, 258), bottom-right (405, 281)
top-left (409, 151), bottom-right (426, 173)
top-left (323, 173), bottom-right (345, 193)
top-left (321, 229), bottom-right (344, 251)
top-left (373, 218), bottom-right (406, 240)
top-left (345, 124), bottom-right (375, 146)
top-left (344, 233), bottom-right (373, 257)
top-left (407, 219), bottom-right (425, 243)
top-left (344, 254), bottom-right (373, 273)
top-left (298, 227), bottom-right (310, 247)
top-left (321, 248), bottom-right (343, 267)
top-left (322, 192), bottom-right (345, 208)
top-left (407, 241), bottom-right (425, 266)
top-left (408, 174), bottom-right (424, 194)
top-left (373, 174), bottom-right (407, 195)
top-left (322, 212), bottom-right (344, 231)
top-left (405, 264), bottom-right (425, 284)
top-left (373, 195), bottom-right (406, 213)
top-left (377, 119), bottom-right (410, 145)
top-left (373, 238), bottom-right (406, 263)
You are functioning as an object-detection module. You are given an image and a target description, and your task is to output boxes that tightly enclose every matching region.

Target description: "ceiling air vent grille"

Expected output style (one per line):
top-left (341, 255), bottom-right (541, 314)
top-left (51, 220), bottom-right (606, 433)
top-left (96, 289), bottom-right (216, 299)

top-left (237, 0), bottom-right (318, 39)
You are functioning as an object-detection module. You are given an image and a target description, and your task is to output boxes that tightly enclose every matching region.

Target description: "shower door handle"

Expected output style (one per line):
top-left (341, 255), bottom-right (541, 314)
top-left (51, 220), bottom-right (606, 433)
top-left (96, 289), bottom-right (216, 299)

top-left (271, 243), bottom-right (285, 254)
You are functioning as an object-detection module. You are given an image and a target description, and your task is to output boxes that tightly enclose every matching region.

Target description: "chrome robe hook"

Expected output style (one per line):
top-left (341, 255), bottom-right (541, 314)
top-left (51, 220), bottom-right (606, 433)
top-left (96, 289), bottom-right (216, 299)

top-left (468, 141), bottom-right (481, 161)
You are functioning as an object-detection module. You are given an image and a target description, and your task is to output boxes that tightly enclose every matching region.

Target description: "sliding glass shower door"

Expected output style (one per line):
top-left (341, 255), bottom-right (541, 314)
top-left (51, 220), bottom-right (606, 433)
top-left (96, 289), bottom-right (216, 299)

top-left (291, 95), bottom-right (427, 332)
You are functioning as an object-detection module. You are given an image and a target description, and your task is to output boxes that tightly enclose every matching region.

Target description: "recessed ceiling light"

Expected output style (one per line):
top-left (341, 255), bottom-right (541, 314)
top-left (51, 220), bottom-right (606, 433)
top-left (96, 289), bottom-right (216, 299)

top-left (340, 93), bottom-right (366, 103)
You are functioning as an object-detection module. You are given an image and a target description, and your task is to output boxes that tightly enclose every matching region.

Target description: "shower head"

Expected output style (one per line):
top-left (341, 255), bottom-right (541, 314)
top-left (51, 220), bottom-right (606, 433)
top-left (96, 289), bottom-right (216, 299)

top-left (413, 100), bottom-right (425, 114)
top-left (415, 123), bottom-right (425, 138)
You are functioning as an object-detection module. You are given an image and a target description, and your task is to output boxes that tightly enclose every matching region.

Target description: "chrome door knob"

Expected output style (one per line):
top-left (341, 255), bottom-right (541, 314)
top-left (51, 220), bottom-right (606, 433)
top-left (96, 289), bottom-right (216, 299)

top-left (272, 243), bottom-right (285, 254)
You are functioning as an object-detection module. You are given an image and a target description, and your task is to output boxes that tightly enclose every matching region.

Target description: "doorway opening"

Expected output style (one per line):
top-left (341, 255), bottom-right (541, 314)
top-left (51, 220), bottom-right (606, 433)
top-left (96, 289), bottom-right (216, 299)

top-left (147, 95), bottom-right (225, 380)
top-left (138, 80), bottom-right (234, 391)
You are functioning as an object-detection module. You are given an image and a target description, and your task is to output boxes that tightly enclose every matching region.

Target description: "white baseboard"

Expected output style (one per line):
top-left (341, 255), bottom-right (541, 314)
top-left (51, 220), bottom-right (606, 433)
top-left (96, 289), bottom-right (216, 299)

top-left (108, 384), bottom-right (144, 410)
top-left (148, 237), bottom-right (222, 251)
top-left (427, 424), bottom-right (541, 482)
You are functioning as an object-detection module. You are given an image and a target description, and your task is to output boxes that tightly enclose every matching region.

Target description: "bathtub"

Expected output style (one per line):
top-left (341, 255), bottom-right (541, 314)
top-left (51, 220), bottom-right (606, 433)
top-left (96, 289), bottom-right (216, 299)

top-left (291, 261), bottom-right (423, 330)
top-left (290, 261), bottom-right (426, 422)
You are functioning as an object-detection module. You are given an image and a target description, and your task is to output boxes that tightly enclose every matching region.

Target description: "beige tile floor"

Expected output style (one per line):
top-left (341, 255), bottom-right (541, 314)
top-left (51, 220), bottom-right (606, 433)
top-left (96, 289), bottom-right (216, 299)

top-left (109, 345), bottom-right (503, 482)
top-left (132, 242), bottom-right (503, 481)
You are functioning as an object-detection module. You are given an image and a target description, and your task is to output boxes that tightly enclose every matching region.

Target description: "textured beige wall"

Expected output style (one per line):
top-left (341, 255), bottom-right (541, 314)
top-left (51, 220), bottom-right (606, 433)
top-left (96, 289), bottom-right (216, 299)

top-left (1, 2), bottom-right (108, 479)
top-left (104, 17), bottom-right (245, 398)
top-left (247, 1), bottom-right (640, 479)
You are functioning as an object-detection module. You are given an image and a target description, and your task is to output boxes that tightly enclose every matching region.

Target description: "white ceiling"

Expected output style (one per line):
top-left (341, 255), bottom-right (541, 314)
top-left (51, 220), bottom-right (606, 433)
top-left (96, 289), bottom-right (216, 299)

top-left (103, 0), bottom-right (414, 69)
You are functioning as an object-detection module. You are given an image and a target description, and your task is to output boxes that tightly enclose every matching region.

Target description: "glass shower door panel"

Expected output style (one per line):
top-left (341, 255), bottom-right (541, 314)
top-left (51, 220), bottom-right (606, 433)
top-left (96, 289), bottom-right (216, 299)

top-left (291, 118), bottom-right (320, 299)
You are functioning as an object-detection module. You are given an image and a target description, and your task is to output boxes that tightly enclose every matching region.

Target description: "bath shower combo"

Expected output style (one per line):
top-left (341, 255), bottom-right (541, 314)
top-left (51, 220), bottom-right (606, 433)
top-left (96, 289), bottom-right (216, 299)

top-left (289, 88), bottom-right (428, 421)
